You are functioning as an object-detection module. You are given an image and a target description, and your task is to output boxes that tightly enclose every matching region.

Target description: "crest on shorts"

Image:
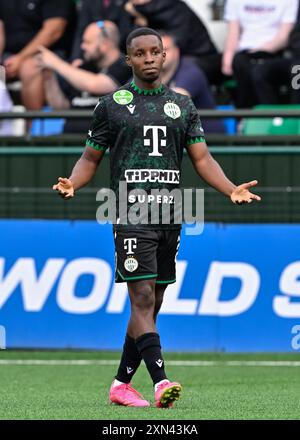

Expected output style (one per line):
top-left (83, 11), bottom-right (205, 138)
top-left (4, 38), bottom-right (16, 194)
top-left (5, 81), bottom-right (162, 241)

top-left (113, 90), bottom-right (134, 105)
top-left (124, 256), bottom-right (139, 272)
top-left (164, 102), bottom-right (181, 119)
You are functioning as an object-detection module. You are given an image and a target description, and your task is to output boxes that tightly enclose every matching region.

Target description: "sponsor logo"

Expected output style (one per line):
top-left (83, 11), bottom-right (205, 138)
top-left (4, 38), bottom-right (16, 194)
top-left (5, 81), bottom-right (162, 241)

top-left (96, 183), bottom-right (204, 231)
top-left (156, 359), bottom-right (163, 368)
top-left (113, 90), bottom-right (133, 105)
top-left (164, 102), bottom-right (181, 119)
top-left (144, 126), bottom-right (166, 157)
top-left (124, 169), bottom-right (180, 184)
top-left (128, 194), bottom-right (174, 204)
top-left (124, 238), bottom-right (137, 255)
top-left (244, 5), bottom-right (276, 13)
top-left (126, 366), bottom-right (134, 374)
top-left (124, 257), bottom-right (139, 273)
top-left (1, 257), bottom-right (300, 318)
top-left (127, 104), bottom-right (136, 114)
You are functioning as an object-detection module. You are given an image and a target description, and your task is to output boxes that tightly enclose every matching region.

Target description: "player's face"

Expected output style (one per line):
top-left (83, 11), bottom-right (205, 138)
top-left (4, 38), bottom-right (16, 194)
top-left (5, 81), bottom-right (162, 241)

top-left (126, 35), bottom-right (166, 82)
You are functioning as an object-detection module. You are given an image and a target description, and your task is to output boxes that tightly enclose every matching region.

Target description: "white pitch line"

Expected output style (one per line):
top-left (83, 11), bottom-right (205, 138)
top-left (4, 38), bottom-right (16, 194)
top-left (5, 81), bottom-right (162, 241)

top-left (0, 360), bottom-right (300, 367)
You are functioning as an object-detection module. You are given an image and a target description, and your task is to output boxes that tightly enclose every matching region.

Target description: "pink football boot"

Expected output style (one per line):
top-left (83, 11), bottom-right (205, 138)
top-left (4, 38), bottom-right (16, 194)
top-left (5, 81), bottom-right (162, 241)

top-left (155, 380), bottom-right (182, 408)
top-left (109, 382), bottom-right (150, 407)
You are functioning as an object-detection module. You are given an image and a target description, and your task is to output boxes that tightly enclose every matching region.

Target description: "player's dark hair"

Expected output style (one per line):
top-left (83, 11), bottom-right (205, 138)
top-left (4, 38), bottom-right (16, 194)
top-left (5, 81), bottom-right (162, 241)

top-left (126, 27), bottom-right (162, 52)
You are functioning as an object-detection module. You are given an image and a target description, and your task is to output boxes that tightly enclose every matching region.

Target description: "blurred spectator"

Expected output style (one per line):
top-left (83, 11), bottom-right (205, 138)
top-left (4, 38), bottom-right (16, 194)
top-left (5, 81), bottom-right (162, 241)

top-left (253, 8), bottom-right (300, 104)
top-left (223, 0), bottom-right (299, 107)
top-left (126, 0), bottom-right (219, 73)
top-left (71, 0), bottom-right (220, 85)
top-left (160, 32), bottom-right (225, 133)
top-left (37, 20), bottom-right (131, 133)
top-left (71, 0), bottom-right (133, 62)
top-left (0, 0), bottom-right (76, 110)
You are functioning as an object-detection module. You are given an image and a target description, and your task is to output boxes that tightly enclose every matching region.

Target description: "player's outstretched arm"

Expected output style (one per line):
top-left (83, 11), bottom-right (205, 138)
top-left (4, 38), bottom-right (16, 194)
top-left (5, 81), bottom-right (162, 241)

top-left (187, 141), bottom-right (261, 204)
top-left (230, 180), bottom-right (261, 204)
top-left (53, 146), bottom-right (105, 200)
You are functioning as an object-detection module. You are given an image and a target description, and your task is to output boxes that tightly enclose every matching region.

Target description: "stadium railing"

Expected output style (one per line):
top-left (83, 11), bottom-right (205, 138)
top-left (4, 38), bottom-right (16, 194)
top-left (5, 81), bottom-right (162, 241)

top-left (1, 109), bottom-right (300, 222)
top-left (2, 109), bottom-right (300, 146)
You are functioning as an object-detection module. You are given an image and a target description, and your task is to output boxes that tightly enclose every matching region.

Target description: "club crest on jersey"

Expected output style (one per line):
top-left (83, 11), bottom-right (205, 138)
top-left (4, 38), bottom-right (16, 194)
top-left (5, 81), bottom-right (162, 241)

top-left (164, 102), bottom-right (181, 119)
top-left (113, 90), bottom-right (134, 105)
top-left (124, 257), bottom-right (139, 272)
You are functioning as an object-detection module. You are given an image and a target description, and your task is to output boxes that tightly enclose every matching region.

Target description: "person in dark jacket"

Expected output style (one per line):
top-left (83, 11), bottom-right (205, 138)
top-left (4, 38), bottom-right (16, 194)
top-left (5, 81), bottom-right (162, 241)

top-left (125, 0), bottom-right (217, 59)
top-left (71, 0), bottom-right (221, 84)
top-left (71, 0), bottom-right (133, 63)
top-left (0, 0), bottom-right (76, 110)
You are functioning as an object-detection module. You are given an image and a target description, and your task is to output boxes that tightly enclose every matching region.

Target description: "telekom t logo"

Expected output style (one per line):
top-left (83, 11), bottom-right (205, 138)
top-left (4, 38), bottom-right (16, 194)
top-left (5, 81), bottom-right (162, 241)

top-left (124, 238), bottom-right (137, 254)
top-left (144, 126), bottom-right (166, 157)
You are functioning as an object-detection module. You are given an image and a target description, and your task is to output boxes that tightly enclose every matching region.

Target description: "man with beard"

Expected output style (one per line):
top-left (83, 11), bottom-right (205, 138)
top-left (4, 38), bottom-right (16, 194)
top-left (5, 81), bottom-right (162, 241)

top-left (37, 20), bottom-right (131, 132)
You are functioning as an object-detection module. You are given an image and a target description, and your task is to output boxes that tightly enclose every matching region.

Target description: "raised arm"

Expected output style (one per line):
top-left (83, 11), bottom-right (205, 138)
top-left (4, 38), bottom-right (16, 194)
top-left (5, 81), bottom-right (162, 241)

top-left (19, 18), bottom-right (66, 60)
top-left (37, 46), bottom-right (118, 95)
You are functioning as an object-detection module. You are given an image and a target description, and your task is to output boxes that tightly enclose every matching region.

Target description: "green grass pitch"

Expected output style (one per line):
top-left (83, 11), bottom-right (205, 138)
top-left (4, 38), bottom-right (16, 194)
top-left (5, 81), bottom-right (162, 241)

top-left (0, 351), bottom-right (300, 420)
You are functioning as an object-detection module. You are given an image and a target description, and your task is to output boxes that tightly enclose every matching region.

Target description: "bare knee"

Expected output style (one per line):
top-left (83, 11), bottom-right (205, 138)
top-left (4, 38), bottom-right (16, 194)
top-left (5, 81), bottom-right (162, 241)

top-left (19, 57), bottom-right (40, 82)
top-left (130, 282), bottom-right (155, 312)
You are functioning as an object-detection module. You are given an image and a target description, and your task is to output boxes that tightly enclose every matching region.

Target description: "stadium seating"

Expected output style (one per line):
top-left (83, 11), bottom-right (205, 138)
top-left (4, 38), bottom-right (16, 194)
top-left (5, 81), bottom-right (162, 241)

top-left (243, 104), bottom-right (300, 135)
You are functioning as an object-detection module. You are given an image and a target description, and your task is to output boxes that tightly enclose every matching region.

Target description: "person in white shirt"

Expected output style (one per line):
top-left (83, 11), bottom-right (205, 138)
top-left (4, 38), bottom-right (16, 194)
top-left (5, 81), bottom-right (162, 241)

top-left (222, 0), bottom-right (299, 107)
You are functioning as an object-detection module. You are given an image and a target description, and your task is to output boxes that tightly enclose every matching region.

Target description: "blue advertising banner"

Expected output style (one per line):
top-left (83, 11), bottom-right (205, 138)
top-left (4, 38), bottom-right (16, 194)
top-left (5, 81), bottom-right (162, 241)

top-left (0, 220), bottom-right (300, 352)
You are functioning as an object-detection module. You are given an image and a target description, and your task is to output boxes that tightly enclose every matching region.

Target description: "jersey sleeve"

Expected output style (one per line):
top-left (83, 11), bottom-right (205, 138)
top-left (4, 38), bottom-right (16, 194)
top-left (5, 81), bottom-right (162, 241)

top-left (186, 99), bottom-right (206, 148)
top-left (86, 98), bottom-right (110, 152)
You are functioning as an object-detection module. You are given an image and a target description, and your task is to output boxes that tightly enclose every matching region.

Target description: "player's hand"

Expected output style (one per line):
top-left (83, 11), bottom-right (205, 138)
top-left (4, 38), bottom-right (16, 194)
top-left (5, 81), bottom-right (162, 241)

top-left (230, 180), bottom-right (261, 205)
top-left (53, 177), bottom-right (74, 200)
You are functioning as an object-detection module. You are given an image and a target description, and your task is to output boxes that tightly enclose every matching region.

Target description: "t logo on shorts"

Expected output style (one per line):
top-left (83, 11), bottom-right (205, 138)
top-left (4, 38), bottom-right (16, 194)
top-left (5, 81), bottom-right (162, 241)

top-left (124, 238), bottom-right (137, 254)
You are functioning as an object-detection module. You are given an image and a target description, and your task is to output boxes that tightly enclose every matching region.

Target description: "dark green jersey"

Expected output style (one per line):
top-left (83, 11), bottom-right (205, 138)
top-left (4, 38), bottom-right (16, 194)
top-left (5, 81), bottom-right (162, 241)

top-left (86, 80), bottom-right (205, 229)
